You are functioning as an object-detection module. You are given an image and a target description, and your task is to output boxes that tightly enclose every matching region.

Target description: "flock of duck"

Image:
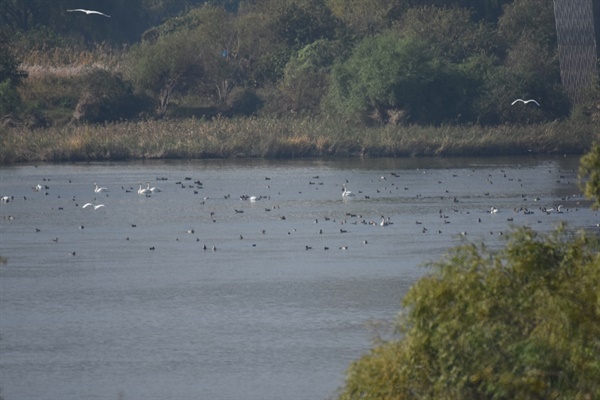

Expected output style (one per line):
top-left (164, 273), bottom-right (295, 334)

top-left (0, 165), bottom-right (595, 261)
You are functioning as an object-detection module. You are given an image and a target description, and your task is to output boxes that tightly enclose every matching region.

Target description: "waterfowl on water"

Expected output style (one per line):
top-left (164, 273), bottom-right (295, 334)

top-left (138, 183), bottom-right (150, 194)
top-left (342, 185), bottom-right (355, 198)
top-left (147, 182), bottom-right (161, 193)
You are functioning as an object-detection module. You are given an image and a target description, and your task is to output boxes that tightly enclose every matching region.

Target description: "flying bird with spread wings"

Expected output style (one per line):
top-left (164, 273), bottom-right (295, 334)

top-left (67, 9), bottom-right (111, 17)
top-left (511, 98), bottom-right (540, 106)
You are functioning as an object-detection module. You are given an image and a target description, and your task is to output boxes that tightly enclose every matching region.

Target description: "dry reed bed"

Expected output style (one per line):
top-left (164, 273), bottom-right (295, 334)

top-left (18, 44), bottom-right (127, 73)
top-left (1, 118), bottom-right (597, 164)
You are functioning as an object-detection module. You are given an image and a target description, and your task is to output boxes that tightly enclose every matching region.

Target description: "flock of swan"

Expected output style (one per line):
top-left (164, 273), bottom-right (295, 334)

top-left (137, 182), bottom-right (161, 194)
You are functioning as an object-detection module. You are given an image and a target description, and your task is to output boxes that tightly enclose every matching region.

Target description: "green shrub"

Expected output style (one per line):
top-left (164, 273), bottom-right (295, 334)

top-left (339, 226), bottom-right (600, 400)
top-left (0, 78), bottom-right (20, 114)
top-left (0, 37), bottom-right (27, 115)
top-left (73, 68), bottom-right (151, 123)
top-left (221, 87), bottom-right (263, 117)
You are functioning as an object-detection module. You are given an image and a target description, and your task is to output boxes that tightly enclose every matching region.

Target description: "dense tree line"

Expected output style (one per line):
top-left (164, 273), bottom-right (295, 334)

top-left (0, 0), bottom-right (511, 43)
top-left (1, 0), bottom-right (598, 126)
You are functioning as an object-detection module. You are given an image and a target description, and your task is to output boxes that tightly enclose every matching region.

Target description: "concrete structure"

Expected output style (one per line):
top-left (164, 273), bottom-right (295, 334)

top-left (553, 0), bottom-right (599, 104)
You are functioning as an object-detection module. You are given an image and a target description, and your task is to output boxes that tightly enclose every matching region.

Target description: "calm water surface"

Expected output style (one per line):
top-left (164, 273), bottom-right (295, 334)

top-left (0, 157), bottom-right (597, 400)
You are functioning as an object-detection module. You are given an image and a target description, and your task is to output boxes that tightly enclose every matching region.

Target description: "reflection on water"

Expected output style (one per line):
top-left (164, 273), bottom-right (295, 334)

top-left (0, 156), bottom-right (597, 400)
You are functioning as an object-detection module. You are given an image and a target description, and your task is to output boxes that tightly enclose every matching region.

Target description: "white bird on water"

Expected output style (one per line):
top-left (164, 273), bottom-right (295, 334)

top-left (342, 185), bottom-right (356, 198)
top-left (67, 9), bottom-right (110, 17)
top-left (511, 98), bottom-right (540, 106)
top-left (146, 182), bottom-right (161, 193)
top-left (138, 183), bottom-right (150, 194)
top-left (82, 203), bottom-right (105, 210)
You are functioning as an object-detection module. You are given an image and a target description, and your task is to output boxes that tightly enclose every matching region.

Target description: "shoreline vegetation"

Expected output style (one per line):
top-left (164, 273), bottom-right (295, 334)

top-left (1, 117), bottom-right (597, 165)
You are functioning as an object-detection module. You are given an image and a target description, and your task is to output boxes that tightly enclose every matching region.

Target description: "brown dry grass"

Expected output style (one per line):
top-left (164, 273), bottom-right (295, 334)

top-left (1, 117), bottom-right (597, 164)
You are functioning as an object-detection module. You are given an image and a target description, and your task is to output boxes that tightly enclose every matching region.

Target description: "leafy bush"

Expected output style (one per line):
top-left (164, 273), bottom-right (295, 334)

top-left (221, 87), bottom-right (263, 116)
top-left (579, 144), bottom-right (600, 210)
top-left (324, 30), bottom-right (479, 125)
top-left (73, 69), bottom-right (151, 123)
top-left (0, 37), bottom-right (26, 115)
top-left (276, 39), bottom-right (341, 115)
top-left (0, 78), bottom-right (20, 115)
top-left (128, 30), bottom-right (204, 117)
top-left (339, 226), bottom-right (600, 400)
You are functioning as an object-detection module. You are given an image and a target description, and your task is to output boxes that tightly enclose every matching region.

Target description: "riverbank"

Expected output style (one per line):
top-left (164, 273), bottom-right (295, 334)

top-left (1, 116), bottom-right (598, 164)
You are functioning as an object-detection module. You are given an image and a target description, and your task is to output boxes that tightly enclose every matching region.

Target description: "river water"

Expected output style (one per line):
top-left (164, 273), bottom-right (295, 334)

top-left (0, 156), bottom-right (597, 400)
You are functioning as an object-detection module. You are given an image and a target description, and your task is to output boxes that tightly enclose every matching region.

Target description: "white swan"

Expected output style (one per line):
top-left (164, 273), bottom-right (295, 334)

top-left (146, 182), bottom-right (161, 193)
top-left (82, 203), bottom-right (105, 210)
top-left (511, 98), bottom-right (540, 106)
top-left (543, 205), bottom-right (564, 214)
top-left (67, 9), bottom-right (110, 17)
top-left (490, 207), bottom-right (499, 214)
top-left (342, 185), bottom-right (356, 198)
top-left (137, 182), bottom-right (150, 194)
top-left (94, 183), bottom-right (108, 193)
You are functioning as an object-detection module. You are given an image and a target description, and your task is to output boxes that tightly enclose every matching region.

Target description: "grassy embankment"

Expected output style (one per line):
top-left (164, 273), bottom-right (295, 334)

top-left (1, 117), bottom-right (598, 164)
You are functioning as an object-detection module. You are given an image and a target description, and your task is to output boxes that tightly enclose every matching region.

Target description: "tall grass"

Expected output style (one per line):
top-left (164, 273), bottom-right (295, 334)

top-left (18, 43), bottom-right (128, 73)
top-left (1, 117), bottom-right (597, 164)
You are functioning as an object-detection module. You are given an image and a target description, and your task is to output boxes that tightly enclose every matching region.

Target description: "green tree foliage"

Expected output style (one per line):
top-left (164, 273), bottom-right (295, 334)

top-left (1, 0), bottom-right (51, 32)
top-left (477, 0), bottom-right (570, 124)
top-left (265, 0), bottom-right (339, 49)
top-left (326, 0), bottom-right (402, 38)
top-left (0, 0), bottom-right (210, 44)
top-left (4, 0), bottom-right (589, 127)
top-left (173, 6), bottom-right (238, 104)
top-left (276, 39), bottom-right (342, 115)
top-left (0, 36), bottom-right (26, 114)
top-left (396, 6), bottom-right (499, 62)
top-left (498, 0), bottom-right (557, 51)
top-left (135, 3), bottom-right (285, 113)
top-left (127, 28), bottom-right (204, 117)
top-left (73, 69), bottom-right (150, 123)
top-left (324, 32), bottom-right (429, 124)
top-left (339, 226), bottom-right (600, 400)
top-left (233, 6), bottom-right (287, 85)
top-left (579, 145), bottom-right (600, 210)
top-left (404, 0), bottom-right (512, 22)
top-left (324, 10), bottom-right (489, 126)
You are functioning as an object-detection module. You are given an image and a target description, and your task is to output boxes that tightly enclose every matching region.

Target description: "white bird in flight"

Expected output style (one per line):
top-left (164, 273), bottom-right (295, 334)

top-left (67, 9), bottom-right (111, 18)
top-left (511, 98), bottom-right (540, 106)
top-left (82, 203), bottom-right (105, 210)
top-left (94, 183), bottom-right (108, 193)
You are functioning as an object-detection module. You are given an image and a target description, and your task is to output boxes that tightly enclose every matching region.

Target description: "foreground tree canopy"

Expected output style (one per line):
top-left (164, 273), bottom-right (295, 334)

top-left (339, 225), bottom-right (600, 400)
top-left (579, 144), bottom-right (600, 210)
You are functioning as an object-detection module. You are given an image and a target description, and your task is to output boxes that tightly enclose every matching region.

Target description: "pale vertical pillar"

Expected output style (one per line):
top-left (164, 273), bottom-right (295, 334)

top-left (553, 0), bottom-right (599, 104)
